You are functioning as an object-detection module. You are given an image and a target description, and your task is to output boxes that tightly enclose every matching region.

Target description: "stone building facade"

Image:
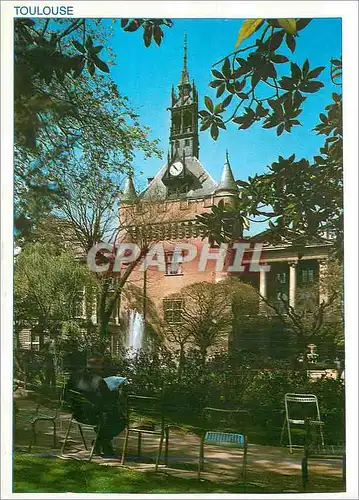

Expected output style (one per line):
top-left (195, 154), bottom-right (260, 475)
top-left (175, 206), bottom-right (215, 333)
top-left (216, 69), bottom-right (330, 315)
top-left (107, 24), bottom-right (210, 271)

top-left (112, 40), bottom-right (334, 356)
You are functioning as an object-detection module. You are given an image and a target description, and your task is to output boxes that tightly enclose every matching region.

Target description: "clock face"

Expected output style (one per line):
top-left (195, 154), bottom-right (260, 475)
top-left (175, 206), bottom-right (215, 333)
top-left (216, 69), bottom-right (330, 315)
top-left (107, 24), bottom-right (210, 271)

top-left (169, 161), bottom-right (183, 176)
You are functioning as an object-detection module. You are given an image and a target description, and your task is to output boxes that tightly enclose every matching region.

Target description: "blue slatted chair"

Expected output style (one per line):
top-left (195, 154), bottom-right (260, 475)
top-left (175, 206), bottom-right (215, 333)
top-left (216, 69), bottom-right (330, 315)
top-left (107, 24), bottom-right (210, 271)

top-left (198, 407), bottom-right (249, 482)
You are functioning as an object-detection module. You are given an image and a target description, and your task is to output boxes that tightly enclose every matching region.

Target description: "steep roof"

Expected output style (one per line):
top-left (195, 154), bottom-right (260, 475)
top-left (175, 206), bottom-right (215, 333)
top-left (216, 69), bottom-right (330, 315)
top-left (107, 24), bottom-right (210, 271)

top-left (121, 175), bottom-right (137, 202)
top-left (140, 156), bottom-right (217, 201)
top-left (215, 152), bottom-right (238, 193)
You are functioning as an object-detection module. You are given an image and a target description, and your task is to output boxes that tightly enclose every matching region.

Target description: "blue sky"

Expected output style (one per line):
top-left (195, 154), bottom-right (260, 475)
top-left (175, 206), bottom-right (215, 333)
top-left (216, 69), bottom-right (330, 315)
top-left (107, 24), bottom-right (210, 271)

top-left (109, 18), bottom-right (342, 190)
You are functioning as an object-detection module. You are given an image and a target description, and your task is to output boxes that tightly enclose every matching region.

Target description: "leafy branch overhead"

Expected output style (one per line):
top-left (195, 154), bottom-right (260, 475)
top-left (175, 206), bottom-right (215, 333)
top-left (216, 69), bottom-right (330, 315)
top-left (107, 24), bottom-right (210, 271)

top-left (199, 18), bottom-right (328, 140)
top-left (196, 86), bottom-right (343, 256)
top-left (121, 18), bottom-right (173, 47)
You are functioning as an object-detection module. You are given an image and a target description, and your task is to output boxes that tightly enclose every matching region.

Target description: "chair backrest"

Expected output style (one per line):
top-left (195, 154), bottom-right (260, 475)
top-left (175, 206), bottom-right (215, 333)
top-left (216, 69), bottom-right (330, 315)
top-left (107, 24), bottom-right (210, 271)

top-left (67, 389), bottom-right (98, 424)
top-left (126, 395), bottom-right (164, 428)
top-left (202, 407), bottom-right (250, 433)
top-left (284, 393), bottom-right (321, 422)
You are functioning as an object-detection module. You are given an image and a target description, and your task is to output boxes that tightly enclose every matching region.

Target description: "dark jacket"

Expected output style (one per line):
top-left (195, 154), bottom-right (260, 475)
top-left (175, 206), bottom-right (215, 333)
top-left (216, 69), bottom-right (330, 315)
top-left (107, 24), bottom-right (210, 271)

top-left (65, 369), bottom-right (115, 425)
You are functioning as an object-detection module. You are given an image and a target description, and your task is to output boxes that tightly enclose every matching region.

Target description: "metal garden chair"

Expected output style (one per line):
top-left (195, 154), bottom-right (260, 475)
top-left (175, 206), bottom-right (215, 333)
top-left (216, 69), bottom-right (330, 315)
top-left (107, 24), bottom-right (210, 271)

top-left (15, 383), bottom-right (66, 452)
top-left (280, 393), bottom-right (324, 453)
top-left (198, 407), bottom-right (249, 483)
top-left (301, 417), bottom-right (345, 490)
top-left (61, 389), bottom-right (102, 461)
top-left (121, 395), bottom-right (169, 471)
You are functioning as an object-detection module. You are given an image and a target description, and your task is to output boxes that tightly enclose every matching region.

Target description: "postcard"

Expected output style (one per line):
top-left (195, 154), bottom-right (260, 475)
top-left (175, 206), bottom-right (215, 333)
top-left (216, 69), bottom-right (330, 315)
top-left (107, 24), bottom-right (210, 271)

top-left (1, 1), bottom-right (358, 498)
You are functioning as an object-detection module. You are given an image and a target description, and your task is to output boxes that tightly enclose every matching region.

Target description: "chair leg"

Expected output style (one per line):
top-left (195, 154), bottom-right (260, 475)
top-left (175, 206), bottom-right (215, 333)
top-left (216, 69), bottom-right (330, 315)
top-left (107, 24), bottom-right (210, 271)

top-left (121, 428), bottom-right (130, 466)
top-left (242, 439), bottom-right (248, 485)
top-left (78, 424), bottom-right (88, 450)
top-left (52, 420), bottom-right (57, 448)
top-left (137, 431), bottom-right (142, 460)
top-left (280, 418), bottom-right (286, 446)
top-left (319, 424), bottom-right (325, 447)
top-left (301, 456), bottom-right (308, 490)
top-left (198, 436), bottom-right (204, 478)
top-left (89, 425), bottom-right (100, 462)
top-left (164, 427), bottom-right (169, 466)
top-left (287, 419), bottom-right (293, 453)
top-left (61, 417), bottom-right (73, 455)
top-left (28, 421), bottom-right (36, 452)
top-left (155, 432), bottom-right (164, 471)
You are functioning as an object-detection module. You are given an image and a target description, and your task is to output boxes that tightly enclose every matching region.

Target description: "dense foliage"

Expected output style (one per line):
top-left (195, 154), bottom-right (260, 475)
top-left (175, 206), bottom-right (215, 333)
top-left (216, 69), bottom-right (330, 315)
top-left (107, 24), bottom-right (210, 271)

top-left (108, 347), bottom-right (345, 444)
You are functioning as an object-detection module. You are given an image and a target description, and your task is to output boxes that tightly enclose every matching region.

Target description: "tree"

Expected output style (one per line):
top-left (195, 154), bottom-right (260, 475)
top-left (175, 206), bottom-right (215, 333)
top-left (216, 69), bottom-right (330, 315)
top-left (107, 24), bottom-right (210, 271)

top-left (165, 279), bottom-right (258, 365)
top-left (258, 257), bottom-right (343, 366)
top-left (199, 18), bottom-right (325, 140)
top-left (14, 242), bottom-right (93, 350)
top-left (14, 17), bottom-right (171, 241)
top-left (195, 19), bottom-right (343, 255)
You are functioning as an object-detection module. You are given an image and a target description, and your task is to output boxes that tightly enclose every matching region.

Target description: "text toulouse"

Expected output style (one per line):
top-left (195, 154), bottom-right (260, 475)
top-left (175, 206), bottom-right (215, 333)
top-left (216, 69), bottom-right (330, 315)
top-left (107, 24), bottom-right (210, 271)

top-left (14, 5), bottom-right (74, 16)
top-left (88, 242), bottom-right (271, 274)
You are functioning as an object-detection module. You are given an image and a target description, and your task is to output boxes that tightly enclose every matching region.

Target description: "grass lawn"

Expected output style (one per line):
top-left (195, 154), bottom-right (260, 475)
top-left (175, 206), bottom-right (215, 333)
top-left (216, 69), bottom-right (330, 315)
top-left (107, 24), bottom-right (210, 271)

top-left (13, 454), bottom-right (267, 494)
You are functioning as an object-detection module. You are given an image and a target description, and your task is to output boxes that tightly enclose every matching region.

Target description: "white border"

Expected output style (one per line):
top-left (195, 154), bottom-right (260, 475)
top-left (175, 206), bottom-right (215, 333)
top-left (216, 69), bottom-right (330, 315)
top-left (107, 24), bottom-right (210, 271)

top-left (1, 1), bottom-right (358, 499)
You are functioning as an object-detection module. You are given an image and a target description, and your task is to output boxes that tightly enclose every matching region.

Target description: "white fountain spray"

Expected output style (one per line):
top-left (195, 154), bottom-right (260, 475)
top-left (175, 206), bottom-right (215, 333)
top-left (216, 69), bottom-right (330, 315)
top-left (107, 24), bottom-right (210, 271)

top-left (126, 309), bottom-right (145, 355)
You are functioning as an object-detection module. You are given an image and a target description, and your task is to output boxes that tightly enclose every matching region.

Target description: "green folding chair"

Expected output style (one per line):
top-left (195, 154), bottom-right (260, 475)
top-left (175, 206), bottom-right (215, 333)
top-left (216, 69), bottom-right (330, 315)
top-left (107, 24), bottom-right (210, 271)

top-left (20, 384), bottom-right (65, 452)
top-left (61, 389), bottom-right (102, 462)
top-left (302, 417), bottom-right (345, 490)
top-left (121, 395), bottom-right (169, 471)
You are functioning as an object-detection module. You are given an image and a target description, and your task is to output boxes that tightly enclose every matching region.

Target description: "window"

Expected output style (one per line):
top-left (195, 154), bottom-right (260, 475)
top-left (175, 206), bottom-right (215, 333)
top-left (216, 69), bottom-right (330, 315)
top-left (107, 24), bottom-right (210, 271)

top-left (165, 251), bottom-right (183, 275)
top-left (276, 272), bottom-right (287, 284)
top-left (163, 298), bottom-right (184, 324)
top-left (302, 268), bottom-right (315, 283)
top-left (184, 139), bottom-right (190, 147)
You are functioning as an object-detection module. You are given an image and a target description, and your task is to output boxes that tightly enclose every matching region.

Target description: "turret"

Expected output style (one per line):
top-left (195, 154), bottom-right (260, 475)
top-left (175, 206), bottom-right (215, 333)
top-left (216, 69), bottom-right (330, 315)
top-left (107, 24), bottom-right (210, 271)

top-left (214, 151), bottom-right (239, 207)
top-left (121, 174), bottom-right (137, 203)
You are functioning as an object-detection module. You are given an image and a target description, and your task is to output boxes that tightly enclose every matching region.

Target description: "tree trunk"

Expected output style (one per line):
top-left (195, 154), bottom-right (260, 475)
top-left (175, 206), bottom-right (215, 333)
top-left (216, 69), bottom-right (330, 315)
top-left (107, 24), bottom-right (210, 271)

top-left (178, 344), bottom-right (185, 377)
top-left (200, 346), bottom-right (207, 366)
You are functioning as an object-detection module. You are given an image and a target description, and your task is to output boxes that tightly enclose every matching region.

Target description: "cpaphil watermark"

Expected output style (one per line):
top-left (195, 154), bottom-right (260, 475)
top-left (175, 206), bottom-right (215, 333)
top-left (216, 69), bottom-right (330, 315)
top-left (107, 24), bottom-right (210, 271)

top-left (87, 241), bottom-right (270, 275)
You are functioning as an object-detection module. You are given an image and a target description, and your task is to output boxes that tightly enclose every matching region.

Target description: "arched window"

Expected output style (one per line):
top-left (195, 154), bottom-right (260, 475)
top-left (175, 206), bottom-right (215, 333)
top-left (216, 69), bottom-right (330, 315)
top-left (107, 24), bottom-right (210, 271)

top-left (183, 111), bottom-right (192, 132)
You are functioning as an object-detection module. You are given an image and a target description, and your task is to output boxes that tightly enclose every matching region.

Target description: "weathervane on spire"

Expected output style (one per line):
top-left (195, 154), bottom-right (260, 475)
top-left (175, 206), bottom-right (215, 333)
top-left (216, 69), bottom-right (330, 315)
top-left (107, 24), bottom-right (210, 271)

top-left (179, 32), bottom-right (189, 86)
top-left (225, 149), bottom-right (230, 164)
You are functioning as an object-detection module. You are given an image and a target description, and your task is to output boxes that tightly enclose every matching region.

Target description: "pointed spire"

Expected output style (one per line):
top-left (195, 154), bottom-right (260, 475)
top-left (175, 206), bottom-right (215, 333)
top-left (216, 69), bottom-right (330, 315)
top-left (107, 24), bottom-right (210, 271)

top-left (179, 32), bottom-right (190, 86)
top-left (215, 151), bottom-right (238, 193)
top-left (122, 174), bottom-right (137, 202)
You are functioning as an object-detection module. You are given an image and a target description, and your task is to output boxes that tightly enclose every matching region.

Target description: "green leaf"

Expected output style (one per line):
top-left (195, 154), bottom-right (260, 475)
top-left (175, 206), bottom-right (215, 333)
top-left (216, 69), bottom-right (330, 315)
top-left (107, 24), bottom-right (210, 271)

top-left (205, 96), bottom-right (214, 113)
top-left (87, 61), bottom-right (95, 76)
top-left (268, 30), bottom-right (285, 51)
top-left (296, 18), bottom-right (312, 31)
top-left (211, 69), bottom-right (224, 80)
top-left (222, 57), bottom-right (231, 78)
top-left (271, 54), bottom-right (288, 63)
top-left (235, 19), bottom-right (263, 48)
top-left (307, 66), bottom-right (325, 79)
top-left (302, 59), bottom-right (310, 77)
top-left (286, 34), bottom-right (296, 52)
top-left (222, 94), bottom-right (233, 108)
top-left (216, 84), bottom-right (226, 98)
top-left (91, 45), bottom-right (104, 54)
top-left (92, 55), bottom-right (109, 73)
top-left (300, 81), bottom-right (324, 93)
top-left (291, 62), bottom-right (301, 80)
top-left (85, 36), bottom-right (94, 49)
top-left (210, 123), bottom-right (219, 140)
top-left (278, 19), bottom-right (297, 35)
top-left (72, 40), bottom-right (86, 54)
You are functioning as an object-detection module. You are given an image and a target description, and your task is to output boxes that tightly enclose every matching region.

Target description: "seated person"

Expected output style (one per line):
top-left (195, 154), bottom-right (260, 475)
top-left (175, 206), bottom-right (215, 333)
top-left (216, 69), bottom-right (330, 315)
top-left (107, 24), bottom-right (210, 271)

top-left (65, 353), bottom-right (126, 456)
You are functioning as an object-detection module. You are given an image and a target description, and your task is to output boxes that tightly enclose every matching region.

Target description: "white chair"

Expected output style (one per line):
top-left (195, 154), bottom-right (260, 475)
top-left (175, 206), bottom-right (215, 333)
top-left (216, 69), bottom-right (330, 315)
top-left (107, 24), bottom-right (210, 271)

top-left (280, 393), bottom-right (324, 453)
